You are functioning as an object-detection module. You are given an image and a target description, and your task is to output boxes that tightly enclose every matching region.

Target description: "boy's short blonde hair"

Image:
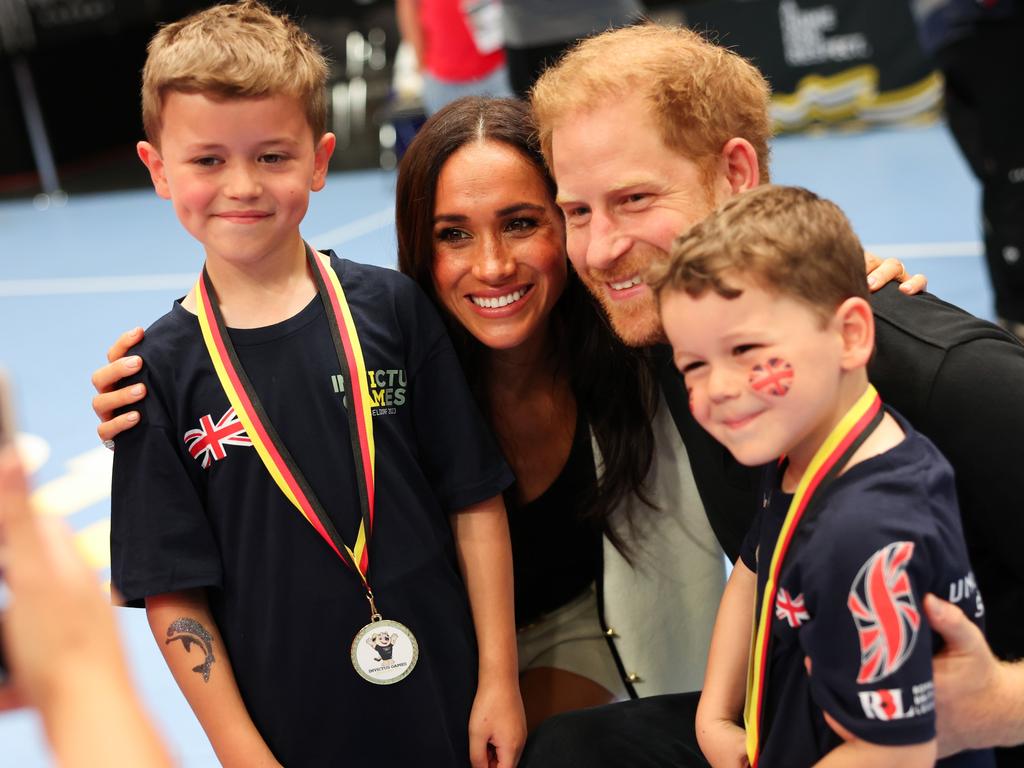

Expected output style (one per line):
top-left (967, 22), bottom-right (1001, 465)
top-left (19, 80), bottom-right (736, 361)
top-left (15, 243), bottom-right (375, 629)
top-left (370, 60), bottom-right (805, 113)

top-left (531, 23), bottom-right (772, 184)
top-left (648, 185), bottom-right (868, 323)
top-left (141, 0), bottom-right (329, 144)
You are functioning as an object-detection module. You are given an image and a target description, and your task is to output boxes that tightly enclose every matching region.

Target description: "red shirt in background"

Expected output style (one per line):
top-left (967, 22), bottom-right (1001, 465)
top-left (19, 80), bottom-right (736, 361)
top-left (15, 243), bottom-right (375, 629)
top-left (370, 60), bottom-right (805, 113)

top-left (420, 0), bottom-right (505, 81)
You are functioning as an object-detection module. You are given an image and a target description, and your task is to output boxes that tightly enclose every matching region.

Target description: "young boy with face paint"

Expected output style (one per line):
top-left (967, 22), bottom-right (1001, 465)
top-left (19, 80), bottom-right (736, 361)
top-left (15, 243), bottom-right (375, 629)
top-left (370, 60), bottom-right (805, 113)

top-left (651, 185), bottom-right (991, 768)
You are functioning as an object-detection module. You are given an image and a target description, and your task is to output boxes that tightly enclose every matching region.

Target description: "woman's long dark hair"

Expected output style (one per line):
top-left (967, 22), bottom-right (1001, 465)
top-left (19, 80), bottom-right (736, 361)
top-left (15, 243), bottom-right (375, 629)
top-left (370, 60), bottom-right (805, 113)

top-left (395, 96), bottom-right (657, 557)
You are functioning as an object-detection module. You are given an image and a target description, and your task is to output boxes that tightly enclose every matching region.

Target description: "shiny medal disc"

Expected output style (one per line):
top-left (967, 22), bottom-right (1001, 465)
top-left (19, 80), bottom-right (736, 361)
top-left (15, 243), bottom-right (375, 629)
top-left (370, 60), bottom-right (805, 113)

top-left (351, 618), bottom-right (419, 685)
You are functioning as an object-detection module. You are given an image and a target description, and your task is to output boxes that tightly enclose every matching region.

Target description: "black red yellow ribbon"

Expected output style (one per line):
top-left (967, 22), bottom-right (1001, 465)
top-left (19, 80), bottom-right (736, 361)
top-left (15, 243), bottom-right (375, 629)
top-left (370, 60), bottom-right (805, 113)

top-left (194, 244), bottom-right (377, 586)
top-left (744, 384), bottom-right (884, 765)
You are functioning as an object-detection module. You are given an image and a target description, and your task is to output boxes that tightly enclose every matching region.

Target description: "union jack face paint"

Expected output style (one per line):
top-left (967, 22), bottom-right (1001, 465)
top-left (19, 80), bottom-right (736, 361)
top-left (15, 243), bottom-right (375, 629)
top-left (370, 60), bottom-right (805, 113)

top-left (749, 357), bottom-right (794, 397)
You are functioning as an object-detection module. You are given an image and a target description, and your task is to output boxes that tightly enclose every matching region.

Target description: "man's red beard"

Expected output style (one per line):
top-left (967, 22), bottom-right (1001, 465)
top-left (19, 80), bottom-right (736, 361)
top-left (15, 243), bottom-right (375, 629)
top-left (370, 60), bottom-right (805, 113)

top-left (576, 244), bottom-right (669, 347)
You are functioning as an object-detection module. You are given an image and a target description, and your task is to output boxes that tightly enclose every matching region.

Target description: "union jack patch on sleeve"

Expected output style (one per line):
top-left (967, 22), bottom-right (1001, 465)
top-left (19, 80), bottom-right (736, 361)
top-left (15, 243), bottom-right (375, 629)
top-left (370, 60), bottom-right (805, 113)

top-left (775, 587), bottom-right (810, 628)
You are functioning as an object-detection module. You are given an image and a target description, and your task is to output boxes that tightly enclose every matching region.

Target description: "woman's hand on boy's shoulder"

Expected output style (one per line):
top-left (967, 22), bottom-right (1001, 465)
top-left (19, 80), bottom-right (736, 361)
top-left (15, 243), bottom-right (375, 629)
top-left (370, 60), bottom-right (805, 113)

top-left (468, 678), bottom-right (526, 768)
top-left (91, 327), bottom-right (146, 444)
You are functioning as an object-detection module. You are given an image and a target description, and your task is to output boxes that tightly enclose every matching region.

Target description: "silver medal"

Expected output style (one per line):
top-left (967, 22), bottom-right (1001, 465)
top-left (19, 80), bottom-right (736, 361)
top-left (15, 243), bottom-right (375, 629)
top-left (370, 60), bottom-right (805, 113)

top-left (350, 618), bottom-right (419, 685)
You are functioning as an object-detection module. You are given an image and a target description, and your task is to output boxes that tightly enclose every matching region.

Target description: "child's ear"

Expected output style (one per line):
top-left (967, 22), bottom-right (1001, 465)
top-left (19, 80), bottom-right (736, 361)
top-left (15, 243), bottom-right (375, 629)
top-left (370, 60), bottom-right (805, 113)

top-left (136, 141), bottom-right (170, 200)
top-left (311, 132), bottom-right (337, 192)
top-left (835, 296), bottom-right (875, 370)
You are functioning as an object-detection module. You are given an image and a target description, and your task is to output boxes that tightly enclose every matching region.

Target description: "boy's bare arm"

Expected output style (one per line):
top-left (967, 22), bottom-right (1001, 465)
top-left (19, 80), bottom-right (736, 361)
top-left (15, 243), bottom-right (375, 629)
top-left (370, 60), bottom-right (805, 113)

top-left (696, 560), bottom-right (756, 768)
top-left (145, 590), bottom-right (281, 768)
top-left (450, 494), bottom-right (526, 768)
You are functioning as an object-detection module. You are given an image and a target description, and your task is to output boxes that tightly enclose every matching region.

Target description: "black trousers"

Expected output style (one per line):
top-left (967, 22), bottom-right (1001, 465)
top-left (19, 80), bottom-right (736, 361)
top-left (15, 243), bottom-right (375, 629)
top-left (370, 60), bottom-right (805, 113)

top-left (519, 692), bottom-right (710, 768)
top-left (518, 689), bottom-right (1018, 767)
top-left (939, 18), bottom-right (1024, 324)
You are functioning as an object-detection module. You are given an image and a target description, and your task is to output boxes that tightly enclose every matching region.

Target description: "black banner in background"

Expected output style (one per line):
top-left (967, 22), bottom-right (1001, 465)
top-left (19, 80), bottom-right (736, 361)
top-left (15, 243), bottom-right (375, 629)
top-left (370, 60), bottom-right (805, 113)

top-left (684, 0), bottom-right (942, 132)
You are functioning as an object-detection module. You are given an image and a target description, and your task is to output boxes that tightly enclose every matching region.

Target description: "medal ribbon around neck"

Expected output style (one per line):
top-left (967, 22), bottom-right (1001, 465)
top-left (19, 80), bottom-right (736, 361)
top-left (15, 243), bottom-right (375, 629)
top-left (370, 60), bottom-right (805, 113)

top-left (743, 384), bottom-right (884, 766)
top-left (193, 244), bottom-right (377, 587)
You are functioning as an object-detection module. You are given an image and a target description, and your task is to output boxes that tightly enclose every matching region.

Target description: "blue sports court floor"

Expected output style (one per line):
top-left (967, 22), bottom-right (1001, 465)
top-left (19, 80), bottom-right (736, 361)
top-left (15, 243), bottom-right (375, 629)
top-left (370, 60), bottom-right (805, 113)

top-left (0, 121), bottom-right (992, 765)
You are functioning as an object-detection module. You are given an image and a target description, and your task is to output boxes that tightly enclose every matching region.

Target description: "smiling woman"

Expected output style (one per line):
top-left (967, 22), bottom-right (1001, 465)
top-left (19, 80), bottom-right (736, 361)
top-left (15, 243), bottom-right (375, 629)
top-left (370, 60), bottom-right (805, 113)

top-left (431, 139), bottom-right (567, 353)
top-left (396, 97), bottom-right (659, 728)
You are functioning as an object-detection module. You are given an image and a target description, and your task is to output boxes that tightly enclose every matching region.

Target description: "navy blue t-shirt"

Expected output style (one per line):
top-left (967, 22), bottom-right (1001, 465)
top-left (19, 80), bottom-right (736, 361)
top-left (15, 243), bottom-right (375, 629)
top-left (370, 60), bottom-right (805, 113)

top-left (111, 253), bottom-right (514, 767)
top-left (740, 409), bottom-right (992, 767)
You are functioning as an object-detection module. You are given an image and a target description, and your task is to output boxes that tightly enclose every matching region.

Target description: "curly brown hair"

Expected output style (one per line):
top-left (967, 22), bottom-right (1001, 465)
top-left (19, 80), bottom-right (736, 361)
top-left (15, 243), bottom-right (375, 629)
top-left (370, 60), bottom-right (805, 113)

top-left (649, 185), bottom-right (868, 324)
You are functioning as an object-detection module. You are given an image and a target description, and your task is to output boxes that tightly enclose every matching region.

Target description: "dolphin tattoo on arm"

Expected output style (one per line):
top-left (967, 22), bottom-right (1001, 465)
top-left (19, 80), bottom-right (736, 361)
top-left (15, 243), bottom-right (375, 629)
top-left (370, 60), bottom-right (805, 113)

top-left (165, 618), bottom-right (216, 682)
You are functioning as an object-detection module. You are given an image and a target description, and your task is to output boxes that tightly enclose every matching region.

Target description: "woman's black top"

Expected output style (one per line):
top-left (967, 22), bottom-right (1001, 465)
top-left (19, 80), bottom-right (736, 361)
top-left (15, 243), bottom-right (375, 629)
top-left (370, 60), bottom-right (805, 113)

top-left (507, 406), bottom-right (603, 627)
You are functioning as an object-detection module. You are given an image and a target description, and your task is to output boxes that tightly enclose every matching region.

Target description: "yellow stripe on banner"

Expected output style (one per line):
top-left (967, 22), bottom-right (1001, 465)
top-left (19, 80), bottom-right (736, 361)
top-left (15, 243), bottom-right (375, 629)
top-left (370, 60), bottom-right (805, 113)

top-left (772, 67), bottom-right (879, 131)
top-left (744, 385), bottom-right (879, 763)
top-left (771, 65), bottom-right (942, 132)
top-left (772, 64), bottom-right (878, 109)
top-left (870, 71), bottom-right (943, 107)
top-left (193, 281), bottom-right (311, 525)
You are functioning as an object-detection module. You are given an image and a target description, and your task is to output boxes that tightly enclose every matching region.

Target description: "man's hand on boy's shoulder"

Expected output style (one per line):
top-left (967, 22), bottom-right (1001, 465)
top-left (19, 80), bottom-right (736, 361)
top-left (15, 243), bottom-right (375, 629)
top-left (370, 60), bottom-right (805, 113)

top-left (864, 251), bottom-right (927, 295)
top-left (926, 594), bottom-right (1024, 756)
top-left (92, 327), bottom-right (146, 444)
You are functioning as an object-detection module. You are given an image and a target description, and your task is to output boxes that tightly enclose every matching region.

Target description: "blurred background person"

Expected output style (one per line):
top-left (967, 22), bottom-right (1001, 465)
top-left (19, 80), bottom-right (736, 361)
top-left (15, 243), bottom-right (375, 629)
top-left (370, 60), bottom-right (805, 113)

top-left (501, 0), bottom-right (646, 97)
top-left (0, 445), bottom-right (173, 768)
top-left (910, 0), bottom-right (1024, 341)
top-left (396, 0), bottom-right (513, 115)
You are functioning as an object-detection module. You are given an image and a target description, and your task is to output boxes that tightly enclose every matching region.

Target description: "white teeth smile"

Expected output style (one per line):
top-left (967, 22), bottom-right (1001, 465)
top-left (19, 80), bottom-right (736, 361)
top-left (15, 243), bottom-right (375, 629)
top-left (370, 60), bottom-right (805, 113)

top-left (470, 288), bottom-right (528, 309)
top-left (609, 276), bottom-right (642, 291)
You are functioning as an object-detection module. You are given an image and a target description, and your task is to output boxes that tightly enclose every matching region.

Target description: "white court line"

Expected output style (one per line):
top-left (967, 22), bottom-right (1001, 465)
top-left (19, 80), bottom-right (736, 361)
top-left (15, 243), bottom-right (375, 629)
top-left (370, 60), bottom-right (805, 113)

top-left (0, 273), bottom-right (199, 296)
top-left (308, 206), bottom-right (395, 251)
top-left (0, 207), bottom-right (396, 297)
top-left (865, 241), bottom-right (983, 259)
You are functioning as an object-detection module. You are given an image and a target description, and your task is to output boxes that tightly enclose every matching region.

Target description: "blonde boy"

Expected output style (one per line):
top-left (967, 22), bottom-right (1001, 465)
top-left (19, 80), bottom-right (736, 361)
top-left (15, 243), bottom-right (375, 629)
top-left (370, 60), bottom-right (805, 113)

top-left (112, 3), bottom-right (524, 766)
top-left (651, 185), bottom-right (989, 768)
